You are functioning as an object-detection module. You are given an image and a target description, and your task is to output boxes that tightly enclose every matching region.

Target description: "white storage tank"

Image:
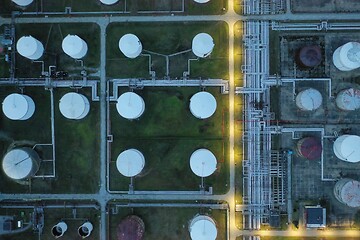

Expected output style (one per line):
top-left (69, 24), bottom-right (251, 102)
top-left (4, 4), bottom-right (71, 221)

top-left (334, 179), bottom-right (360, 208)
top-left (16, 36), bottom-right (44, 60)
top-left (116, 149), bottom-right (145, 177)
top-left (2, 147), bottom-right (41, 180)
top-left (190, 92), bottom-right (217, 119)
top-left (2, 93), bottom-right (35, 120)
top-left (192, 33), bottom-right (215, 58)
top-left (119, 34), bottom-right (142, 59)
top-left (336, 88), bottom-right (360, 111)
top-left (116, 92), bottom-right (145, 120)
top-left (333, 42), bottom-right (360, 71)
top-left (190, 149), bottom-right (217, 177)
top-left (333, 135), bottom-right (360, 163)
top-left (78, 222), bottom-right (93, 238)
top-left (189, 215), bottom-right (217, 240)
top-left (99, 0), bottom-right (119, 5)
top-left (62, 35), bottom-right (88, 59)
top-left (51, 222), bottom-right (68, 238)
top-left (295, 88), bottom-right (322, 111)
top-left (12, 0), bottom-right (33, 7)
top-left (59, 92), bottom-right (90, 120)
top-left (193, 0), bottom-right (211, 3)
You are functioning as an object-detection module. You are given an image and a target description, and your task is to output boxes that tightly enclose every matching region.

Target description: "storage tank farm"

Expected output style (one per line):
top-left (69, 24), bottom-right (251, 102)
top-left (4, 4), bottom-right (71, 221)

top-left (99, 0), bottom-right (119, 5)
top-left (11, 0), bottom-right (33, 7)
top-left (16, 36), bottom-right (44, 60)
top-left (333, 135), bottom-right (360, 163)
top-left (117, 215), bottom-right (145, 240)
top-left (2, 147), bottom-right (41, 181)
top-left (335, 88), bottom-right (360, 111)
top-left (2, 93), bottom-right (35, 120)
top-left (62, 35), bottom-right (88, 59)
top-left (59, 92), bottom-right (90, 120)
top-left (116, 149), bottom-right (145, 177)
top-left (295, 88), bottom-right (323, 111)
top-left (333, 42), bottom-right (360, 71)
top-left (192, 33), bottom-right (215, 58)
top-left (189, 92), bottom-right (217, 119)
top-left (119, 34), bottom-right (142, 59)
top-left (116, 92), bottom-right (145, 120)
top-left (190, 149), bottom-right (217, 177)
top-left (189, 215), bottom-right (217, 240)
top-left (334, 179), bottom-right (360, 208)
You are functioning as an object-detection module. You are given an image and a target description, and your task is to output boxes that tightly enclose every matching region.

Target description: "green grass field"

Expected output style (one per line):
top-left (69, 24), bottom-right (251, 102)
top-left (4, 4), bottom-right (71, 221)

top-left (109, 86), bottom-right (229, 193)
top-left (106, 21), bottom-right (229, 79)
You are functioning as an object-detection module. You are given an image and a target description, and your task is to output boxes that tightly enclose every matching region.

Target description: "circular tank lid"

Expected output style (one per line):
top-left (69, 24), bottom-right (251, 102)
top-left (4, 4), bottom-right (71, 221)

top-left (336, 88), bottom-right (360, 110)
top-left (16, 36), bottom-right (39, 58)
top-left (192, 33), bottom-right (215, 58)
top-left (116, 149), bottom-right (145, 177)
top-left (12, 0), bottom-right (33, 7)
top-left (339, 42), bottom-right (360, 70)
top-left (339, 180), bottom-right (360, 208)
top-left (193, 0), bottom-right (211, 3)
top-left (117, 215), bottom-right (145, 240)
top-left (2, 93), bottom-right (30, 120)
top-left (119, 34), bottom-right (142, 58)
top-left (62, 35), bottom-right (87, 58)
top-left (298, 137), bottom-right (322, 160)
top-left (100, 0), bottom-right (119, 5)
top-left (190, 149), bottom-right (217, 177)
top-left (296, 88), bottom-right (322, 111)
top-left (190, 216), bottom-right (217, 240)
top-left (2, 149), bottom-right (34, 180)
top-left (116, 92), bottom-right (145, 119)
top-left (334, 135), bottom-right (360, 163)
top-left (59, 93), bottom-right (88, 119)
top-left (299, 45), bottom-right (322, 67)
top-left (190, 92), bottom-right (217, 119)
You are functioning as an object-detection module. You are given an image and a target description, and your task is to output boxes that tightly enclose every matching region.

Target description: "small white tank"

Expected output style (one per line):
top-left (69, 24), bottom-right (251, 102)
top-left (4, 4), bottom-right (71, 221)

top-left (2, 93), bottom-right (35, 120)
top-left (12, 0), bottom-right (33, 7)
top-left (78, 222), bottom-right (93, 238)
top-left (333, 42), bottom-right (360, 71)
top-left (333, 135), bottom-right (360, 163)
top-left (99, 0), bottom-right (119, 5)
top-left (295, 88), bottom-right (322, 111)
top-left (59, 93), bottom-right (90, 120)
top-left (116, 149), bottom-right (145, 177)
top-left (190, 149), bottom-right (217, 177)
top-left (193, 0), bottom-right (211, 3)
top-left (334, 179), bottom-right (360, 208)
top-left (336, 88), bottom-right (360, 111)
top-left (51, 222), bottom-right (68, 238)
top-left (62, 35), bottom-right (88, 59)
top-left (192, 33), bottom-right (215, 58)
top-left (116, 92), bottom-right (145, 120)
top-left (189, 215), bottom-right (217, 240)
top-left (16, 36), bottom-right (44, 60)
top-left (190, 92), bottom-right (217, 119)
top-left (119, 34), bottom-right (142, 59)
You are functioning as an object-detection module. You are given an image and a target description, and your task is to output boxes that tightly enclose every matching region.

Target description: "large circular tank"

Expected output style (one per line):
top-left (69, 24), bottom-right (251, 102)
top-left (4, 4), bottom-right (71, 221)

top-left (189, 215), bottom-right (217, 240)
top-left (296, 137), bottom-right (322, 160)
top-left (297, 45), bottom-right (322, 68)
top-left (295, 88), bottom-right (323, 111)
top-left (190, 92), bottom-right (217, 119)
top-left (59, 92), bottom-right (90, 120)
top-left (16, 36), bottom-right (44, 60)
top-left (116, 149), bottom-right (145, 177)
top-left (334, 179), bottom-right (360, 208)
top-left (333, 135), bottom-right (360, 163)
top-left (2, 93), bottom-right (35, 120)
top-left (116, 92), bottom-right (145, 120)
top-left (12, 0), bottom-right (33, 7)
top-left (192, 33), bottom-right (215, 58)
top-left (193, 0), bottom-right (211, 3)
top-left (117, 215), bottom-right (145, 240)
top-left (190, 149), bottom-right (217, 177)
top-left (99, 0), bottom-right (119, 5)
top-left (62, 35), bottom-right (88, 59)
top-left (52, 222), bottom-right (68, 238)
top-left (119, 34), bottom-right (142, 59)
top-left (335, 88), bottom-right (360, 111)
top-left (333, 42), bottom-right (360, 71)
top-left (2, 147), bottom-right (40, 180)
top-left (78, 222), bottom-right (93, 238)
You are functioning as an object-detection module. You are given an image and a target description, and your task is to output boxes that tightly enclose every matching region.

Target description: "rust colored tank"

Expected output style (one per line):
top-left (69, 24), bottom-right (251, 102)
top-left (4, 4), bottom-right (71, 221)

top-left (117, 215), bottom-right (145, 240)
top-left (297, 45), bottom-right (322, 68)
top-left (296, 137), bottom-right (322, 160)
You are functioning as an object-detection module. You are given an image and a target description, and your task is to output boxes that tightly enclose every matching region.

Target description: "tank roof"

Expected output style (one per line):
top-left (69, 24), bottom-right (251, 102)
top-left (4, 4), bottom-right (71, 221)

top-left (116, 149), bottom-right (145, 177)
top-left (117, 215), bottom-right (145, 240)
top-left (59, 92), bottom-right (89, 120)
top-left (190, 215), bottom-right (217, 240)
top-left (297, 137), bottom-right (322, 160)
top-left (2, 149), bottom-right (34, 180)
top-left (189, 92), bottom-right (217, 119)
top-left (192, 33), bottom-right (214, 58)
top-left (298, 45), bottom-right (322, 68)
top-left (2, 93), bottom-right (32, 120)
top-left (116, 92), bottom-right (145, 120)
top-left (190, 149), bottom-right (217, 177)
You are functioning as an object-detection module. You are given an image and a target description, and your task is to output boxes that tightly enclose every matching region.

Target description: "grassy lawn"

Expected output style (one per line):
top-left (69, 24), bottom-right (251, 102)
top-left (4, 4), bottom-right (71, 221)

top-left (0, 86), bottom-right (100, 194)
top-left (234, 0), bottom-right (243, 15)
top-left (109, 86), bottom-right (229, 193)
top-left (15, 23), bottom-right (100, 79)
top-left (1, 204), bottom-right (99, 240)
top-left (106, 21), bottom-right (229, 79)
top-left (109, 205), bottom-right (227, 240)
